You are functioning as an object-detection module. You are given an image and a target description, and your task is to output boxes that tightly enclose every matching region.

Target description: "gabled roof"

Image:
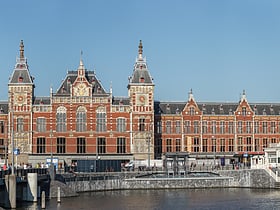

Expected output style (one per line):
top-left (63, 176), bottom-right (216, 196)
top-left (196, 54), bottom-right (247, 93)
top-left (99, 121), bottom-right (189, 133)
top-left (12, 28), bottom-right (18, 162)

top-left (9, 40), bottom-right (34, 85)
top-left (54, 61), bottom-right (108, 97)
top-left (128, 40), bottom-right (154, 86)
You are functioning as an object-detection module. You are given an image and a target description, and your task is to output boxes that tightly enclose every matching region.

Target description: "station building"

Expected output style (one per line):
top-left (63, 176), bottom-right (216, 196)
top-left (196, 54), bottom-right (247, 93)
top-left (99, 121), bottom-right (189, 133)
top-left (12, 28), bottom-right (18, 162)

top-left (0, 40), bottom-right (280, 169)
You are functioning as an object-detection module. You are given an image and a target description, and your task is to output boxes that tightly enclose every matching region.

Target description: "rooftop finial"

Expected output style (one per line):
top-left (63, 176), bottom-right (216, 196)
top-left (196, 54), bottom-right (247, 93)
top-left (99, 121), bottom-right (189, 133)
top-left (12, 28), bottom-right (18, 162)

top-left (79, 50), bottom-right (84, 68)
top-left (138, 40), bottom-right (143, 60)
top-left (20, 40), bottom-right (24, 60)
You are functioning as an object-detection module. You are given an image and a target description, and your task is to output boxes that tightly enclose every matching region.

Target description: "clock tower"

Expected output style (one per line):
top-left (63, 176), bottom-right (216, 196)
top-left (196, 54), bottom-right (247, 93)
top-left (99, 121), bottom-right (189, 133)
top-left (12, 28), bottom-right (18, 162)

top-left (128, 40), bottom-right (155, 162)
top-left (8, 40), bottom-right (35, 163)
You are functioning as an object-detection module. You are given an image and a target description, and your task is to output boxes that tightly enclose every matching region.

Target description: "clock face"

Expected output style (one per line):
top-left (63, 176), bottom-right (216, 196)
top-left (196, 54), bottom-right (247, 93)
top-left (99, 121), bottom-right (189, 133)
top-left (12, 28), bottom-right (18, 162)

top-left (75, 83), bottom-right (87, 96)
top-left (15, 93), bottom-right (26, 104)
top-left (137, 94), bottom-right (147, 105)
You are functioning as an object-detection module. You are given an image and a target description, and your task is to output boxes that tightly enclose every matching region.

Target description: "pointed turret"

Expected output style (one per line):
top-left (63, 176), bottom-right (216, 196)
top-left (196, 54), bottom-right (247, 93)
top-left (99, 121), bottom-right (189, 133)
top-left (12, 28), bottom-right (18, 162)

top-left (9, 40), bottom-right (34, 84)
top-left (128, 40), bottom-right (154, 86)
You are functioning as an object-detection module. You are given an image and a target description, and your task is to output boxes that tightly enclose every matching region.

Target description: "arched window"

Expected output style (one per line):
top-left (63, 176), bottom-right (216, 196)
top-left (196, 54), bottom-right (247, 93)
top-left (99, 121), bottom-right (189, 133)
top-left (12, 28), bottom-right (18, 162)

top-left (56, 106), bottom-right (66, 132)
top-left (76, 106), bottom-right (87, 132)
top-left (96, 107), bottom-right (106, 132)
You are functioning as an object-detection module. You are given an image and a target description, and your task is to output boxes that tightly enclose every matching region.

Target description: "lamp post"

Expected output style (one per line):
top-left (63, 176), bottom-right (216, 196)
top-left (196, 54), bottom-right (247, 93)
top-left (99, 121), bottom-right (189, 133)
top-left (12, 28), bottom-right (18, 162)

top-left (11, 109), bottom-right (14, 175)
top-left (95, 138), bottom-right (98, 172)
top-left (146, 134), bottom-right (151, 169)
top-left (212, 136), bottom-right (216, 167)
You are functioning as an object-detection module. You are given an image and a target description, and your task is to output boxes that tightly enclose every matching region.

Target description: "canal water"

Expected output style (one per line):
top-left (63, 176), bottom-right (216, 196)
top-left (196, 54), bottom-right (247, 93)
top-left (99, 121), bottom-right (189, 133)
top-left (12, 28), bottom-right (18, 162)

top-left (19, 188), bottom-right (280, 210)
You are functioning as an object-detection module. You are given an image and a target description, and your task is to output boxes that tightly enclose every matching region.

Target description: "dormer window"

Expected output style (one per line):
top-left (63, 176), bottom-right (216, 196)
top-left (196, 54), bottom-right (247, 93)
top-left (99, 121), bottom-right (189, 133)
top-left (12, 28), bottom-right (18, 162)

top-left (18, 76), bottom-right (23, 82)
top-left (229, 108), bottom-right (233, 115)
top-left (263, 108), bottom-right (266, 115)
top-left (140, 77), bottom-right (145, 83)
top-left (242, 107), bottom-right (246, 116)
top-left (211, 107), bottom-right (215, 115)
top-left (189, 107), bottom-right (195, 115)
top-left (270, 105), bottom-right (274, 115)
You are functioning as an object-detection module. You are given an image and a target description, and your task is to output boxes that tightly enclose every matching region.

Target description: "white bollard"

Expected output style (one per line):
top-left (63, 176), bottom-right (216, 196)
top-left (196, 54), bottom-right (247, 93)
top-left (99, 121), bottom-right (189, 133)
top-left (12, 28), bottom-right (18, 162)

top-left (27, 173), bottom-right (38, 202)
top-left (41, 191), bottom-right (46, 209)
top-left (57, 186), bottom-right (61, 203)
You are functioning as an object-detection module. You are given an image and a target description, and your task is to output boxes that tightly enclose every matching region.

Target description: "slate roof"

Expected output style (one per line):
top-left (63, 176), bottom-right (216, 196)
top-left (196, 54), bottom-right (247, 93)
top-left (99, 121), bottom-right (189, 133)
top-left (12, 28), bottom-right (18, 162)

top-left (112, 97), bottom-right (130, 106)
top-left (33, 97), bottom-right (51, 105)
top-left (0, 101), bottom-right (8, 114)
top-left (154, 101), bottom-right (280, 116)
top-left (128, 40), bottom-right (154, 85)
top-left (54, 70), bottom-right (108, 96)
top-left (9, 41), bottom-right (34, 85)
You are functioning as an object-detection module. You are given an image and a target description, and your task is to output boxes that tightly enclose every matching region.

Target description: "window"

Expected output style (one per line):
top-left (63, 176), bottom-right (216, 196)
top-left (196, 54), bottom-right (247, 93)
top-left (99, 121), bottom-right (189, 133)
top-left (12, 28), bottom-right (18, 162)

top-left (238, 137), bottom-right (243, 152)
top-left (77, 137), bottom-right (86, 153)
top-left (166, 121), bottom-right (171, 134)
top-left (117, 137), bottom-right (126, 153)
top-left (202, 139), bottom-right (208, 152)
top-left (246, 137), bottom-right (252, 152)
top-left (189, 107), bottom-right (195, 115)
top-left (242, 107), bottom-right (246, 116)
top-left (96, 108), bottom-right (106, 132)
top-left (17, 117), bottom-right (24, 132)
top-left (193, 137), bottom-right (199, 152)
top-left (139, 118), bottom-right (145, 131)
top-left (57, 137), bottom-right (66, 153)
top-left (246, 121), bottom-right (251, 134)
top-left (212, 138), bottom-right (216, 152)
top-left (220, 139), bottom-right (225, 152)
top-left (0, 139), bottom-right (3, 145)
top-left (175, 121), bottom-right (181, 134)
top-left (262, 122), bottom-right (267, 134)
top-left (76, 107), bottom-right (86, 132)
top-left (254, 138), bottom-right (260, 151)
top-left (0, 121), bottom-right (4, 133)
top-left (36, 137), bottom-right (45, 153)
top-left (228, 139), bottom-right (234, 152)
top-left (263, 138), bottom-right (268, 149)
top-left (254, 121), bottom-right (259, 134)
top-left (211, 121), bottom-right (216, 134)
top-left (228, 121), bottom-right (234, 134)
top-left (220, 121), bottom-right (225, 134)
top-left (97, 137), bottom-right (106, 154)
top-left (184, 121), bottom-right (190, 133)
top-left (56, 106), bottom-right (66, 132)
top-left (194, 121), bottom-right (199, 134)
top-left (156, 121), bottom-right (162, 134)
top-left (117, 118), bottom-right (126, 132)
top-left (271, 122), bottom-right (276, 134)
top-left (202, 121), bottom-right (207, 134)
top-left (237, 121), bottom-right (242, 134)
top-left (36, 118), bottom-right (46, 132)
top-left (175, 139), bottom-right (181, 152)
top-left (166, 139), bottom-right (172, 152)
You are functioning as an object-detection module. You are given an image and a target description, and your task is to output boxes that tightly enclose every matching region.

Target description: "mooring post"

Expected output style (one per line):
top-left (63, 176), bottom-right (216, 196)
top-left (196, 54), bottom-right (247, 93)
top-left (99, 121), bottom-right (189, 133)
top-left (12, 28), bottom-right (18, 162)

top-left (57, 186), bottom-right (61, 203)
top-left (4, 174), bottom-right (16, 209)
top-left (41, 191), bottom-right (46, 209)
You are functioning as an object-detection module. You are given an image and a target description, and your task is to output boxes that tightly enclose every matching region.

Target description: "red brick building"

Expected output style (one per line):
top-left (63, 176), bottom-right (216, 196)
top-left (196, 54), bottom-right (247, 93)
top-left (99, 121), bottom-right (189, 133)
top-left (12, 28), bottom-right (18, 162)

top-left (0, 40), bottom-right (279, 168)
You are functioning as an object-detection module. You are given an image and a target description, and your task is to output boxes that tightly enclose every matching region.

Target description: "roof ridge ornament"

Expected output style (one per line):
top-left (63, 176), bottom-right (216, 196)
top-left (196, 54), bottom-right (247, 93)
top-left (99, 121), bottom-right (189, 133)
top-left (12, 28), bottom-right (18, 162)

top-left (20, 40), bottom-right (24, 60)
top-left (138, 40), bottom-right (143, 61)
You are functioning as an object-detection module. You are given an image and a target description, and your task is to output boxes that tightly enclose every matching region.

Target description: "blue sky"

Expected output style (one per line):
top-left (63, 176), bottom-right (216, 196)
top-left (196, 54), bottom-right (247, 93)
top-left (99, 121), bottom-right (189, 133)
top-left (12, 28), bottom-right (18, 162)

top-left (1, 1), bottom-right (280, 103)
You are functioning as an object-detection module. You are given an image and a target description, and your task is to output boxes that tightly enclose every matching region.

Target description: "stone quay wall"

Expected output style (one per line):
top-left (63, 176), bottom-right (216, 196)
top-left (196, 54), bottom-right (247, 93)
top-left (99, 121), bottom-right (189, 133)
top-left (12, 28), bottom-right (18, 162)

top-left (64, 169), bottom-right (277, 193)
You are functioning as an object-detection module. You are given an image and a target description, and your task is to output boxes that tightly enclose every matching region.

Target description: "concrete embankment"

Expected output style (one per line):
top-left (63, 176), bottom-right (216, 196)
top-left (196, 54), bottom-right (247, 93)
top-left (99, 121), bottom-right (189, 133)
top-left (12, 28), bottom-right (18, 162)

top-left (56, 169), bottom-right (277, 195)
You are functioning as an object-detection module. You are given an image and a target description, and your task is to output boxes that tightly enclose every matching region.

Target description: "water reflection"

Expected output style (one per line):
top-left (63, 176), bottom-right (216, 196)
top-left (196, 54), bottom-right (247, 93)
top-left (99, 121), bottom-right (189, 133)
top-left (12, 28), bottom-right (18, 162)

top-left (18, 188), bottom-right (280, 210)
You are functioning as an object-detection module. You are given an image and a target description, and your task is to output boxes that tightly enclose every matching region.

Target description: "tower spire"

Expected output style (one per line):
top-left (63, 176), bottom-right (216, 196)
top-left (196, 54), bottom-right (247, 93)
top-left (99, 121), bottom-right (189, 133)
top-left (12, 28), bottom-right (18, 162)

top-left (20, 40), bottom-right (24, 60)
top-left (138, 40), bottom-right (143, 60)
